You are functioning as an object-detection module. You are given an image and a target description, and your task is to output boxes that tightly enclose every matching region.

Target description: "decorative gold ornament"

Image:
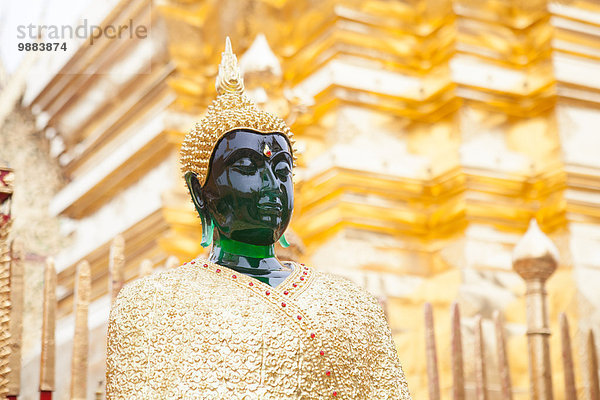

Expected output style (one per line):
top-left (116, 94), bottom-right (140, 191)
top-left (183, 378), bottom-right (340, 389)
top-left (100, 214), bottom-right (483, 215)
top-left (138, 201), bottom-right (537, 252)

top-left (263, 143), bottom-right (272, 158)
top-left (0, 166), bottom-right (14, 398)
top-left (180, 37), bottom-right (294, 187)
top-left (0, 217), bottom-right (10, 398)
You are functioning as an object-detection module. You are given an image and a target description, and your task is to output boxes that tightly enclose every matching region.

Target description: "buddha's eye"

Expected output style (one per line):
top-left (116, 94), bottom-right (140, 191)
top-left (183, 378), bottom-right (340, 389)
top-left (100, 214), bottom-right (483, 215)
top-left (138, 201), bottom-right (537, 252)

top-left (231, 157), bottom-right (258, 174)
top-left (274, 161), bottom-right (291, 179)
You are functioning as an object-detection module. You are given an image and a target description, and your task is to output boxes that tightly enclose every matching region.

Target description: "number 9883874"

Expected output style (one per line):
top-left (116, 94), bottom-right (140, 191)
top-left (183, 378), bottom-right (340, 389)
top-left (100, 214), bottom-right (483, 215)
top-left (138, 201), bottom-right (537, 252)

top-left (17, 42), bottom-right (66, 51)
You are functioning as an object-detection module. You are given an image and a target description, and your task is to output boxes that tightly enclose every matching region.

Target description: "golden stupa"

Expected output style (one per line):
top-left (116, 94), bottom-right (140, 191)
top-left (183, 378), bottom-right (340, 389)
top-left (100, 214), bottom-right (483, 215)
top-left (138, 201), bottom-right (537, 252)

top-left (0, 0), bottom-right (599, 398)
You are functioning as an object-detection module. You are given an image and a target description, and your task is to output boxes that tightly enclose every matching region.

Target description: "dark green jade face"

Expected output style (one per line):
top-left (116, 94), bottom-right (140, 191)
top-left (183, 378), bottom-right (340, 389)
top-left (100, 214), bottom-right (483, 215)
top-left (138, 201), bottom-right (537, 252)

top-left (185, 129), bottom-right (294, 286)
top-left (205, 129), bottom-right (293, 244)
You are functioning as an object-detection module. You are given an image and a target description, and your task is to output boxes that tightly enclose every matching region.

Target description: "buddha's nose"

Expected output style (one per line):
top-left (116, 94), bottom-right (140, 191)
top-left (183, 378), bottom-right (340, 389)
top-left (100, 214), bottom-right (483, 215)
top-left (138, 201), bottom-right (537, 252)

top-left (261, 166), bottom-right (280, 192)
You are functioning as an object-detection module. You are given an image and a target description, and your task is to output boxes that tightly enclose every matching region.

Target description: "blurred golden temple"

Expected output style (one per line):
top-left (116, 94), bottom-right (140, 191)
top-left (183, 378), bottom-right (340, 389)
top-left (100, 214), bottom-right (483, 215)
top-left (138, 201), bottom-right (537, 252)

top-left (0, 0), bottom-right (600, 399)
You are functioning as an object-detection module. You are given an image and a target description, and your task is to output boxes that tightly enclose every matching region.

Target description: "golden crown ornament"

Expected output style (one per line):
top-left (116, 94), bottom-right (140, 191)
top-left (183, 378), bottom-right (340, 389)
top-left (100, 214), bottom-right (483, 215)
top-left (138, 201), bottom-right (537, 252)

top-left (180, 37), bottom-right (295, 186)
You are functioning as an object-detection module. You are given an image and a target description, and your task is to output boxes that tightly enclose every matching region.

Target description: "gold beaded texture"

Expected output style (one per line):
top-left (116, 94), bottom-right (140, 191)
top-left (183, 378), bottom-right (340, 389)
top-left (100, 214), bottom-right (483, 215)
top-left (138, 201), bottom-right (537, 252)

top-left (106, 260), bottom-right (411, 399)
top-left (180, 92), bottom-right (293, 187)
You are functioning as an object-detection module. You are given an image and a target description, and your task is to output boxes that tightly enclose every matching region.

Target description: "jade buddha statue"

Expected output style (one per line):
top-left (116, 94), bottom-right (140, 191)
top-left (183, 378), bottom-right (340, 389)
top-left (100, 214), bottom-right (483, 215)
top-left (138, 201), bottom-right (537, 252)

top-left (106, 38), bottom-right (411, 399)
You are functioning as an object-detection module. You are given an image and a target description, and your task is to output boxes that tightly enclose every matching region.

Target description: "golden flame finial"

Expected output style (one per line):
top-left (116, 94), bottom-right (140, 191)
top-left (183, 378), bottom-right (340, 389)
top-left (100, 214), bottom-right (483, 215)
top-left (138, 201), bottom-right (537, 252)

top-left (216, 37), bottom-right (245, 95)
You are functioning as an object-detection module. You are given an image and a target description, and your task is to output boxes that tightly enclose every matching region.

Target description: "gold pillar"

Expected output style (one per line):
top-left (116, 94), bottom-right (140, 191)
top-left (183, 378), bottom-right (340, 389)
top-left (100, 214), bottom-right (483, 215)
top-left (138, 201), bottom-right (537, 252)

top-left (7, 239), bottom-right (23, 398)
top-left (450, 303), bottom-right (465, 400)
top-left (39, 258), bottom-right (56, 392)
top-left (109, 235), bottom-right (125, 304)
top-left (70, 261), bottom-right (90, 400)
top-left (424, 303), bottom-right (440, 400)
top-left (512, 219), bottom-right (558, 400)
top-left (494, 311), bottom-right (513, 400)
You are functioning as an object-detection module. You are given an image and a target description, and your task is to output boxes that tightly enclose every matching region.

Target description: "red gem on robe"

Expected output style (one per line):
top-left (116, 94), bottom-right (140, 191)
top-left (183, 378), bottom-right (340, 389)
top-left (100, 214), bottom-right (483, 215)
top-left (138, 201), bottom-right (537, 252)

top-left (310, 333), bottom-right (315, 339)
top-left (232, 275), bottom-right (237, 279)
top-left (298, 315), bottom-right (302, 320)
top-left (284, 291), bottom-right (289, 295)
top-left (333, 392), bottom-right (338, 397)
top-left (281, 302), bottom-right (286, 307)
top-left (191, 261), bottom-right (195, 264)
top-left (249, 282), bottom-right (254, 286)
top-left (326, 371), bottom-right (331, 376)
top-left (293, 283), bottom-right (298, 287)
top-left (216, 269), bottom-right (221, 273)
top-left (266, 291), bottom-right (270, 295)
top-left (203, 264), bottom-right (208, 267)
top-left (300, 277), bottom-right (305, 281)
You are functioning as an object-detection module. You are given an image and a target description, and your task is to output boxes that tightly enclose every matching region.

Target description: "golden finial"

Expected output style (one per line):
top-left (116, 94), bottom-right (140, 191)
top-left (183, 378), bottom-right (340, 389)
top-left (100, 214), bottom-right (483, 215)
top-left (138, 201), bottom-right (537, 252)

top-left (216, 37), bottom-right (245, 96)
top-left (512, 218), bottom-right (558, 281)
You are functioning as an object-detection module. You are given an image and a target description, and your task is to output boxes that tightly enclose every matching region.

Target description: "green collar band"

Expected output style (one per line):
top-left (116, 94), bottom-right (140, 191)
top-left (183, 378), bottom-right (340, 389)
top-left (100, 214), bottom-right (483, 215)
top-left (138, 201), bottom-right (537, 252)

top-left (215, 236), bottom-right (275, 259)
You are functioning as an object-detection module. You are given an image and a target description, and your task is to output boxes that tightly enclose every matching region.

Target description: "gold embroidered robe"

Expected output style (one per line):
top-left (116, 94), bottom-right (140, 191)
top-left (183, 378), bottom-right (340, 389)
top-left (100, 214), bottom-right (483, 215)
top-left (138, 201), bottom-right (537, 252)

top-left (106, 259), bottom-right (411, 399)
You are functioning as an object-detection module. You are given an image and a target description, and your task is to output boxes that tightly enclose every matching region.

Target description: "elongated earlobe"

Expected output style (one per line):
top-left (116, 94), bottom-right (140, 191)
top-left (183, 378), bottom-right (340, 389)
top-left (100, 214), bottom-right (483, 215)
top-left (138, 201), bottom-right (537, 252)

top-left (201, 217), bottom-right (214, 248)
top-left (185, 172), bottom-right (214, 247)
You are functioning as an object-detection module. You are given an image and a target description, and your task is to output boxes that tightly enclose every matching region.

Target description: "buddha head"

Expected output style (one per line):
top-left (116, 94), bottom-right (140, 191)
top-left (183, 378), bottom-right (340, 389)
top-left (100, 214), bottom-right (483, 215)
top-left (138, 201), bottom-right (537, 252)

top-left (181, 38), bottom-right (295, 248)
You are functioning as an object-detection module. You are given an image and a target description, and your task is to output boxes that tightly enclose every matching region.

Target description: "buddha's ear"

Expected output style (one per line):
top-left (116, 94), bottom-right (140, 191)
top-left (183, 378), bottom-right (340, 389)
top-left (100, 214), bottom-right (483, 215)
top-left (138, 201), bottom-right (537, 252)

top-left (185, 172), bottom-right (206, 218)
top-left (185, 172), bottom-right (214, 247)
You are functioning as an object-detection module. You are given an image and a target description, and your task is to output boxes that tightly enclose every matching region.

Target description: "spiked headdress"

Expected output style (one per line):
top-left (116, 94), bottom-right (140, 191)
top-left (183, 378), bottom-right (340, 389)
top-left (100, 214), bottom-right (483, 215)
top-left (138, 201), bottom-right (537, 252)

top-left (180, 37), bottom-right (295, 186)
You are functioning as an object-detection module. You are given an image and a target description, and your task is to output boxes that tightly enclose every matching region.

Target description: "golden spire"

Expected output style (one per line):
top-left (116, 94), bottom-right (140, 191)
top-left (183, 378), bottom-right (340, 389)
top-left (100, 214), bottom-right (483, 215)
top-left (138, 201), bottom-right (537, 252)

top-left (215, 37), bottom-right (245, 96)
